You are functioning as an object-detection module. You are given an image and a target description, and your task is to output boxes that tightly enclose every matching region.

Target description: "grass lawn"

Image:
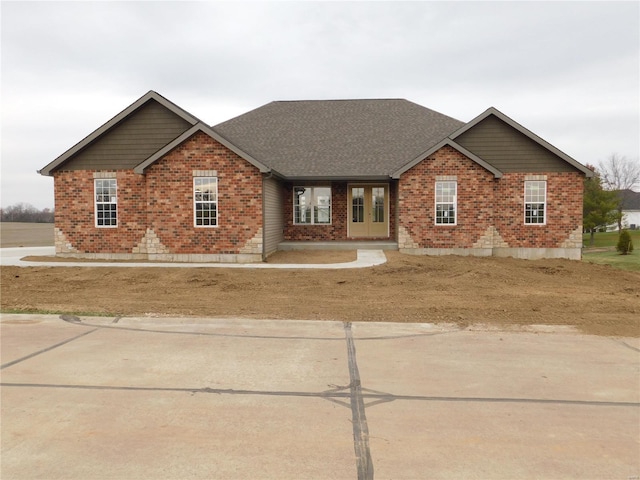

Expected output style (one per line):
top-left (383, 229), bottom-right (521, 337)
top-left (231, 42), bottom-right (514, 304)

top-left (582, 230), bottom-right (640, 271)
top-left (582, 229), bottom-right (640, 248)
top-left (583, 250), bottom-right (640, 272)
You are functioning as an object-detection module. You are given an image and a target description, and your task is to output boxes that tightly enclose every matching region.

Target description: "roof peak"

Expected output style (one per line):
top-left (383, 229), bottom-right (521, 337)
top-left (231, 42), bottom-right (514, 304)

top-left (272, 98), bottom-right (408, 102)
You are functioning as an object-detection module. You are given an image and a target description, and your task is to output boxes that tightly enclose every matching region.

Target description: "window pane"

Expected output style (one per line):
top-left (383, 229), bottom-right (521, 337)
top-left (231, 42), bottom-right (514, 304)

top-left (294, 186), bottom-right (331, 225)
top-left (372, 187), bottom-right (384, 223)
top-left (436, 204), bottom-right (456, 224)
top-left (314, 188), bottom-right (331, 223)
top-left (352, 187), bottom-right (364, 223)
top-left (194, 177), bottom-right (218, 227)
top-left (435, 181), bottom-right (456, 225)
top-left (95, 179), bottom-right (117, 227)
top-left (525, 181), bottom-right (546, 224)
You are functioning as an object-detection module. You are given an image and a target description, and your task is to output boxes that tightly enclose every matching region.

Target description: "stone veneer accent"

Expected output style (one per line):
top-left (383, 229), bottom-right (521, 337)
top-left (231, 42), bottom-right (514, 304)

top-left (473, 226), bottom-right (509, 249)
top-left (239, 227), bottom-right (263, 255)
top-left (560, 226), bottom-right (584, 249)
top-left (54, 227), bottom-right (78, 254)
top-left (397, 225), bottom-right (419, 249)
top-left (133, 228), bottom-right (170, 255)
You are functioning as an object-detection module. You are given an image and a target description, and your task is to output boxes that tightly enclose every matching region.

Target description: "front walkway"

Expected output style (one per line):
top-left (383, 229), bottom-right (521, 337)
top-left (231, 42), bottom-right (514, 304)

top-left (0, 247), bottom-right (387, 269)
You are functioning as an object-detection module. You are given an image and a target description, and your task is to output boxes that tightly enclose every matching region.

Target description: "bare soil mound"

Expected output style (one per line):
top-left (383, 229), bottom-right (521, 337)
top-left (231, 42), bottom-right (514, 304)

top-left (2, 251), bottom-right (638, 337)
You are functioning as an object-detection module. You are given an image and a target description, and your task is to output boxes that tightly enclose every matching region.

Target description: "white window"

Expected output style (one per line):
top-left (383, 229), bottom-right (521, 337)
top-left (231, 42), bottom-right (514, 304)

top-left (194, 177), bottom-right (218, 227)
top-left (435, 181), bottom-right (456, 225)
top-left (294, 186), bottom-right (331, 224)
top-left (95, 179), bottom-right (117, 227)
top-left (525, 181), bottom-right (546, 224)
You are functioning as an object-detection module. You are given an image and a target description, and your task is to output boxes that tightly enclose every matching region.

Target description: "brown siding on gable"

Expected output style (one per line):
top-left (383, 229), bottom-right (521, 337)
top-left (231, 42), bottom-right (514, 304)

top-left (455, 115), bottom-right (576, 173)
top-left (63, 100), bottom-right (192, 171)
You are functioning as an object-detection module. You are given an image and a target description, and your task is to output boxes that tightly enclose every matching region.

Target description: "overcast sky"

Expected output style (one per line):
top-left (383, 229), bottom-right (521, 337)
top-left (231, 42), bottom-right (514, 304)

top-left (2, 1), bottom-right (638, 210)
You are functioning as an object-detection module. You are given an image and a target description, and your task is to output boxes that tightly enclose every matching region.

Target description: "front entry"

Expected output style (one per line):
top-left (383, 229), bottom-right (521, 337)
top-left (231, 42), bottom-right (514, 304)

top-left (348, 184), bottom-right (389, 237)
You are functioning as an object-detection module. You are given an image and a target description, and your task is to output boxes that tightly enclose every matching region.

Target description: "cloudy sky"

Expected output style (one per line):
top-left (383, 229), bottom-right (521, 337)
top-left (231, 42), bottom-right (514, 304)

top-left (2, 1), bottom-right (638, 209)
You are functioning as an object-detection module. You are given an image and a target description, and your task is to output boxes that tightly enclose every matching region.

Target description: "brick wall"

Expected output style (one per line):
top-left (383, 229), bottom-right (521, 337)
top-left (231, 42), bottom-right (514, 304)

top-left (399, 146), bottom-right (495, 248)
top-left (398, 146), bottom-right (584, 251)
top-left (54, 170), bottom-right (147, 253)
top-left (493, 171), bottom-right (584, 248)
top-left (53, 131), bottom-right (263, 257)
top-left (145, 131), bottom-right (263, 254)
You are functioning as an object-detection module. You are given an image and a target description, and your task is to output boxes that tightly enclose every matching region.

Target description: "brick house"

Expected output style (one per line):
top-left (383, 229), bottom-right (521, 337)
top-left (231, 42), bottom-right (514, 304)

top-left (39, 91), bottom-right (593, 262)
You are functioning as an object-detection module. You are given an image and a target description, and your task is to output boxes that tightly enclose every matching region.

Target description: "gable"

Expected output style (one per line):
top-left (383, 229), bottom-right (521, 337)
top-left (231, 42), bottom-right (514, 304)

top-left (453, 114), bottom-right (578, 173)
top-left (134, 123), bottom-right (270, 175)
top-left (55, 100), bottom-right (193, 171)
top-left (39, 91), bottom-right (201, 176)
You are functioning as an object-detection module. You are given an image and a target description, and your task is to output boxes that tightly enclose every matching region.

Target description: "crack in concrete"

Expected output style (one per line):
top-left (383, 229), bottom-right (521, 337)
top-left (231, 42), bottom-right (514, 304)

top-left (0, 328), bottom-right (98, 370)
top-left (1, 382), bottom-right (637, 408)
top-left (344, 322), bottom-right (374, 480)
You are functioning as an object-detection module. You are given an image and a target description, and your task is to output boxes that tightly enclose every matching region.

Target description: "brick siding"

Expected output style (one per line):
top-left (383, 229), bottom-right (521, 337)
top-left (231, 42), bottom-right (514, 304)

top-left (53, 131), bottom-right (263, 258)
top-left (145, 132), bottom-right (262, 254)
top-left (399, 146), bottom-right (495, 249)
top-left (398, 146), bottom-right (584, 252)
top-left (53, 138), bottom-right (583, 260)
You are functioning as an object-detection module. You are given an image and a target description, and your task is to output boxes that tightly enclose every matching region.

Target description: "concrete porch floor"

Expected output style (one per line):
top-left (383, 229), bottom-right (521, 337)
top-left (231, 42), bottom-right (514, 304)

top-left (277, 241), bottom-right (398, 251)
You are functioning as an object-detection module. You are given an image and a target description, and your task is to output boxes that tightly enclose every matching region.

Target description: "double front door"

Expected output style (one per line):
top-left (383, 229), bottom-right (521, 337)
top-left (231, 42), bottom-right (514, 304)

top-left (348, 184), bottom-right (389, 237)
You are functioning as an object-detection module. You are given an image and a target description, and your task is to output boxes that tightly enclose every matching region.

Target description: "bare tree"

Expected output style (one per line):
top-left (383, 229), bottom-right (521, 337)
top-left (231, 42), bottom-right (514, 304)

top-left (0, 203), bottom-right (54, 223)
top-left (598, 154), bottom-right (640, 230)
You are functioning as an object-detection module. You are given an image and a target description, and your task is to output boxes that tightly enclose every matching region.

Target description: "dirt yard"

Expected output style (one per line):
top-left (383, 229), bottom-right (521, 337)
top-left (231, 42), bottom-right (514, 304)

top-left (2, 250), bottom-right (639, 337)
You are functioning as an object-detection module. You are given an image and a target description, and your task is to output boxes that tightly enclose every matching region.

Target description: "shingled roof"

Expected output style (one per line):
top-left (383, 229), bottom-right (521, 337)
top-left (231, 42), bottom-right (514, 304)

top-left (212, 99), bottom-right (464, 179)
top-left (619, 189), bottom-right (640, 210)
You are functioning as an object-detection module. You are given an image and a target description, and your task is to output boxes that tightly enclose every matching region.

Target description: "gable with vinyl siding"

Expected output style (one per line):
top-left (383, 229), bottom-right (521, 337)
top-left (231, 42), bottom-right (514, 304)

top-left (59, 99), bottom-right (193, 171)
top-left (453, 114), bottom-right (576, 173)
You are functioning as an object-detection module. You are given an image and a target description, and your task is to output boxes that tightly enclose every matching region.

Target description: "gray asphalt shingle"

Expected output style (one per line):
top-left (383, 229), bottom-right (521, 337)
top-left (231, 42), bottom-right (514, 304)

top-left (212, 99), bottom-right (464, 178)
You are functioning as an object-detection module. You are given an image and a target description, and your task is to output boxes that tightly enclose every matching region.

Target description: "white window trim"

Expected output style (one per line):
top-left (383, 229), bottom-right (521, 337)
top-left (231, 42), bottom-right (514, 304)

top-left (193, 176), bottom-right (219, 228)
top-left (434, 180), bottom-right (457, 226)
top-left (293, 186), bottom-right (332, 225)
top-left (94, 178), bottom-right (118, 228)
top-left (524, 180), bottom-right (547, 226)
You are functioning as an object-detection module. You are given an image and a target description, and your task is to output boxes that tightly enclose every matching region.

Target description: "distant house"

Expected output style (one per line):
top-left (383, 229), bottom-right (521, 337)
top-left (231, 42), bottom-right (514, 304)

top-left (39, 91), bottom-right (593, 262)
top-left (619, 189), bottom-right (640, 230)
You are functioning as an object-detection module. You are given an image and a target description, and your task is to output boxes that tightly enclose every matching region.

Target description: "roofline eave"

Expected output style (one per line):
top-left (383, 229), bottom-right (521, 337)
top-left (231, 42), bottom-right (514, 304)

top-left (281, 174), bottom-right (392, 182)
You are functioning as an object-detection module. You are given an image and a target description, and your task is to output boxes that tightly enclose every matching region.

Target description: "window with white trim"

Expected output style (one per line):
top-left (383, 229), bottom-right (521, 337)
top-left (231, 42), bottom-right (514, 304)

top-left (435, 181), bottom-right (457, 225)
top-left (294, 186), bottom-right (331, 224)
top-left (194, 177), bottom-right (218, 227)
top-left (524, 180), bottom-right (546, 224)
top-left (95, 179), bottom-right (117, 227)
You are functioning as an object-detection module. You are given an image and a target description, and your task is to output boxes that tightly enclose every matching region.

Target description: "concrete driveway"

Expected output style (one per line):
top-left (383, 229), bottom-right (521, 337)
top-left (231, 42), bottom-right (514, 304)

top-left (1, 314), bottom-right (639, 480)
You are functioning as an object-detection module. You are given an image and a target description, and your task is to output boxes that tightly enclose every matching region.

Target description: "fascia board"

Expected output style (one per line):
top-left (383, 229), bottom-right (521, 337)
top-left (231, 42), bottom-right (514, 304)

top-left (391, 138), bottom-right (503, 179)
top-left (38, 91), bottom-right (201, 176)
top-left (134, 123), bottom-right (271, 174)
top-left (450, 107), bottom-right (594, 177)
top-left (284, 175), bottom-right (391, 182)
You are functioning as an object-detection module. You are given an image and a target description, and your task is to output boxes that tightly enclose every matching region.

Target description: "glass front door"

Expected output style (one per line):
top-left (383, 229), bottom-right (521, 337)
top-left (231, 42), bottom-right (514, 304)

top-left (348, 185), bottom-right (388, 237)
